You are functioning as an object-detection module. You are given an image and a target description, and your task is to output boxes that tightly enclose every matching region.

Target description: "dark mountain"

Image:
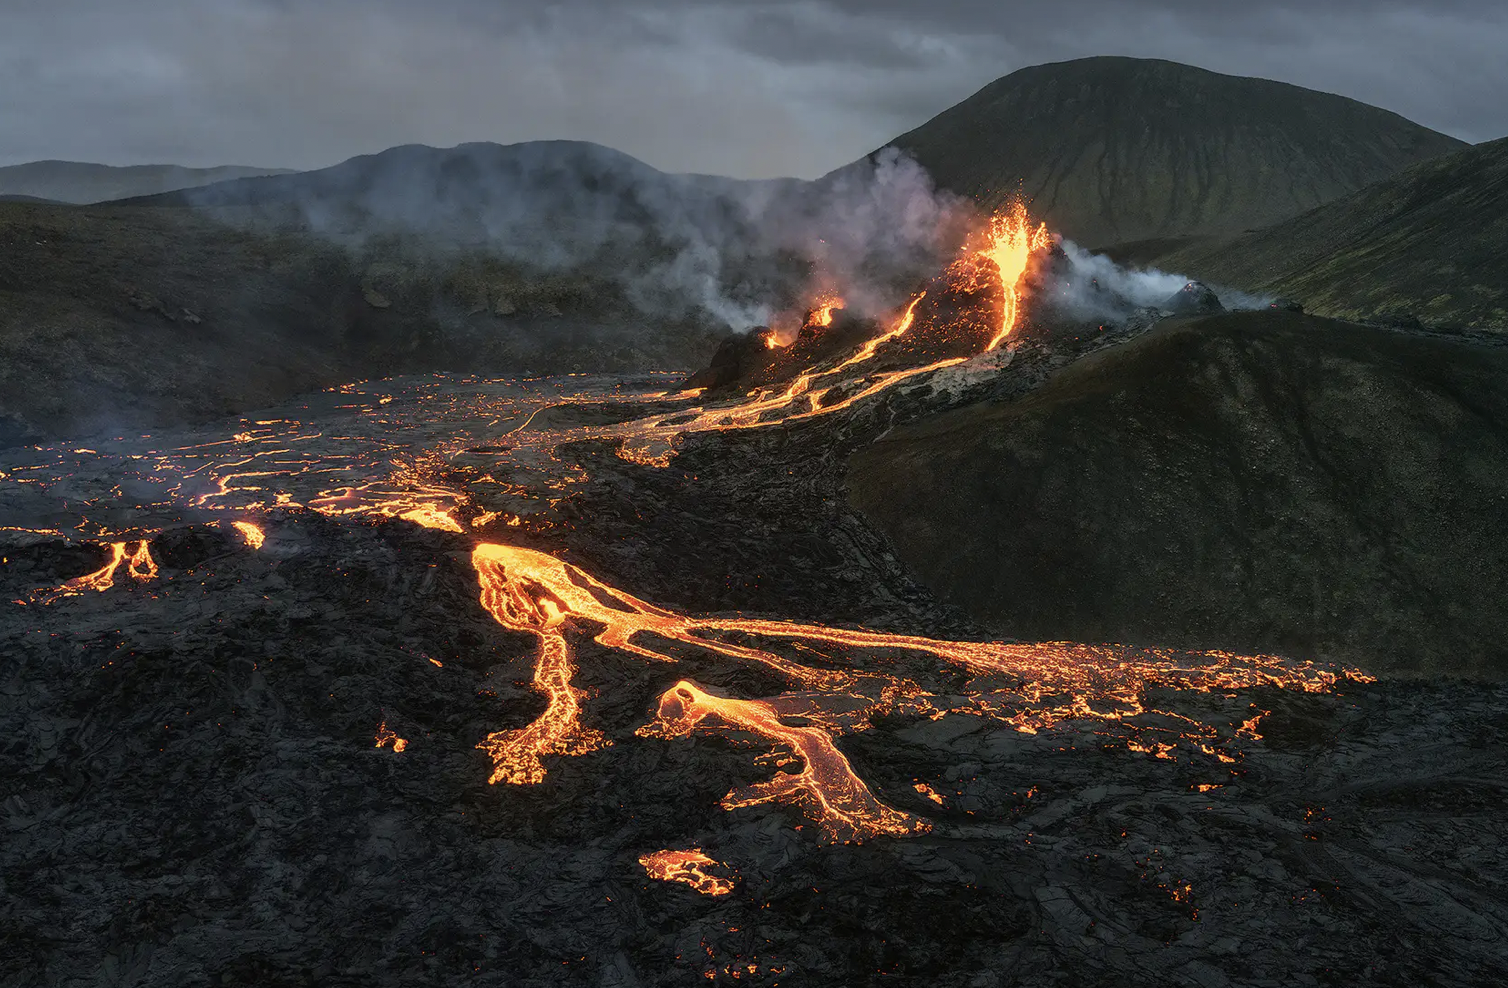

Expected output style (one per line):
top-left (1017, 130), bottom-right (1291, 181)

top-left (0, 160), bottom-right (293, 205)
top-left (849, 311), bottom-right (1508, 678)
top-left (1124, 136), bottom-right (1508, 331)
top-left (876, 56), bottom-right (1467, 247)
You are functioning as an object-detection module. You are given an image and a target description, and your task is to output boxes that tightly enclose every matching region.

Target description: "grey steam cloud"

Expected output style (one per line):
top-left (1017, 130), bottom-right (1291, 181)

top-left (626, 148), bottom-right (968, 328)
top-left (193, 141), bottom-right (970, 333)
top-left (1043, 238), bottom-right (1272, 320)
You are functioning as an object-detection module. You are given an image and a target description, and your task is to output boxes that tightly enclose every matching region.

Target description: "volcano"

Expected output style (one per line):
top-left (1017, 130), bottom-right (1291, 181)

top-left (3, 68), bottom-right (1507, 988)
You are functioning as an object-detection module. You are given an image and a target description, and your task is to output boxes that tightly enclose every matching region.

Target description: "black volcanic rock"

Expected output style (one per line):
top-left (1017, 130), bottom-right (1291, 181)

top-left (869, 56), bottom-right (1466, 247)
top-left (4, 362), bottom-right (1507, 986)
top-left (683, 329), bottom-right (776, 390)
top-left (1162, 281), bottom-right (1225, 315)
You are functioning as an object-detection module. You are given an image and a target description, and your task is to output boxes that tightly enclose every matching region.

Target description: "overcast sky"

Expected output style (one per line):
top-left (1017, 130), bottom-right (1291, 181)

top-left (3, 0), bottom-right (1504, 178)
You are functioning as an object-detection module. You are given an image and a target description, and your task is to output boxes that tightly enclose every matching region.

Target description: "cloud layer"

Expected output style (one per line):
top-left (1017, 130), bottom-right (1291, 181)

top-left (2, 0), bottom-right (1503, 176)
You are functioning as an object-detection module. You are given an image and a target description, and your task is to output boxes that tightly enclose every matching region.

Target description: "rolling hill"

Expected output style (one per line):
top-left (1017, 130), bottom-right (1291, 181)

top-left (876, 56), bottom-right (1466, 247)
top-left (849, 311), bottom-right (1508, 678)
top-left (0, 197), bottom-right (724, 446)
top-left (0, 160), bottom-right (294, 205)
top-left (1126, 136), bottom-right (1508, 330)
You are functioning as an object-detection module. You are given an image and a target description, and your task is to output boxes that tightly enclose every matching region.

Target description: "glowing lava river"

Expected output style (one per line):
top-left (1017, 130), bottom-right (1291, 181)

top-left (9, 211), bottom-right (1493, 988)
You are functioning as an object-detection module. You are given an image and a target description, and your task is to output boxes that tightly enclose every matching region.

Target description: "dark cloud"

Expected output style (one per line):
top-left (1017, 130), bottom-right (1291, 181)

top-left (1, 0), bottom-right (1503, 177)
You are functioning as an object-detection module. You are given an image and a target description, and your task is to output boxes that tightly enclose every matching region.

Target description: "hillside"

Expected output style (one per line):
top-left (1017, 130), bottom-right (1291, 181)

top-left (0, 160), bottom-right (294, 205)
top-left (878, 56), bottom-right (1466, 247)
top-left (0, 200), bottom-right (722, 446)
top-left (1132, 136), bottom-right (1508, 330)
top-left (849, 311), bottom-right (1508, 678)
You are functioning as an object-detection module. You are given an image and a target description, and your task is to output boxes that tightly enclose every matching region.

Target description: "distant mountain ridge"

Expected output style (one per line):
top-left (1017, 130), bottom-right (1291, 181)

top-left (116, 141), bottom-right (766, 251)
top-left (875, 56), bottom-right (1468, 247)
top-left (0, 160), bottom-right (295, 205)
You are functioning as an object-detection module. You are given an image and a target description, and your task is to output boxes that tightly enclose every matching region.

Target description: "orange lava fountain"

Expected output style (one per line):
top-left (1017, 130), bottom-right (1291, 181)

top-left (978, 202), bottom-right (1051, 349)
top-left (639, 848), bottom-right (737, 896)
top-left (809, 293), bottom-right (844, 328)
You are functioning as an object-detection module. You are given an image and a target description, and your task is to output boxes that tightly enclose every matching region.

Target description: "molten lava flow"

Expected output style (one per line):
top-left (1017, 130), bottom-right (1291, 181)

top-left (455, 543), bottom-right (1367, 831)
top-left (833, 293), bottom-right (926, 373)
top-left (472, 545), bottom-right (609, 784)
top-left (375, 721), bottom-right (409, 752)
top-left (639, 680), bottom-right (929, 843)
top-left (231, 521), bottom-right (265, 549)
top-left (978, 202), bottom-right (1051, 350)
top-left (126, 541), bottom-right (158, 581)
top-left (639, 848), bottom-right (737, 896)
top-left (31, 540), bottom-right (157, 604)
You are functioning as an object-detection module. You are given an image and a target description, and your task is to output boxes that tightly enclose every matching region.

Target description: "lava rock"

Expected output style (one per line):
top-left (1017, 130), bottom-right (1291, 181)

top-left (1162, 281), bottom-right (1225, 315)
top-left (683, 329), bottom-right (774, 390)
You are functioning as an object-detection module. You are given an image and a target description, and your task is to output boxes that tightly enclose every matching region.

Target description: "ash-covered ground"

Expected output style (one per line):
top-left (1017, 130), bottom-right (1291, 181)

top-left (3, 318), bottom-right (1506, 988)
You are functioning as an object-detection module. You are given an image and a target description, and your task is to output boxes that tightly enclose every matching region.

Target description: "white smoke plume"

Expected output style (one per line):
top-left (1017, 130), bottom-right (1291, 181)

top-left (1042, 238), bottom-right (1273, 320)
top-left (175, 141), bottom-right (966, 334)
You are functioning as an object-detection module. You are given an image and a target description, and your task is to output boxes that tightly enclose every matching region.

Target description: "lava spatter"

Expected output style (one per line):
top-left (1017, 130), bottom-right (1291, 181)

top-left (639, 848), bottom-right (738, 896)
top-left (978, 201), bottom-right (1052, 349)
top-left (374, 721), bottom-right (409, 753)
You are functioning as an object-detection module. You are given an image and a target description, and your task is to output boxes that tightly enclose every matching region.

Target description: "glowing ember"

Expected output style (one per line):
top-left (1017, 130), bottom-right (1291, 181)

top-left (639, 848), bottom-right (737, 896)
top-left (639, 680), bottom-right (930, 842)
top-left (375, 721), bottom-right (409, 752)
top-left (978, 201), bottom-right (1051, 349)
top-left (912, 781), bottom-right (947, 806)
top-left (231, 521), bottom-right (265, 549)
